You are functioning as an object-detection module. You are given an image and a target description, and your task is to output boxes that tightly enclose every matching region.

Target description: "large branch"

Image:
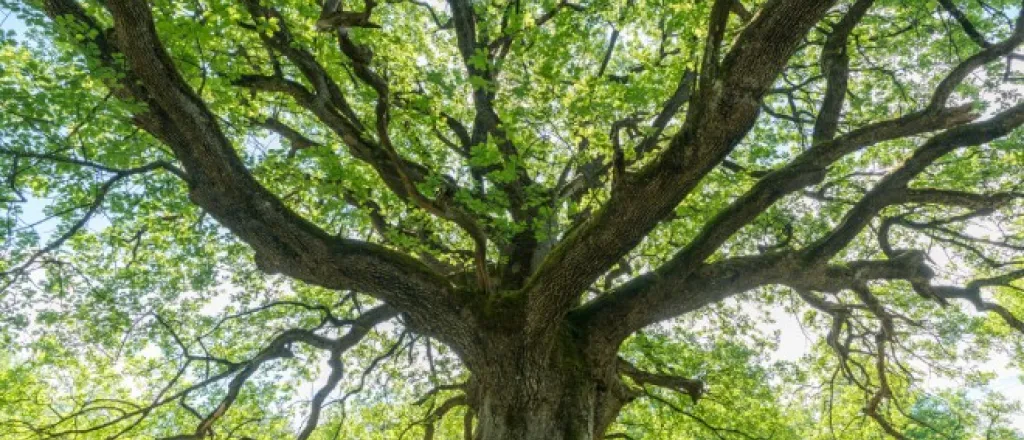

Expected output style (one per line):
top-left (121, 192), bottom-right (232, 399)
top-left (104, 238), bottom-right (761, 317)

top-left (686, 12), bottom-right (1024, 274)
top-left (41, 0), bottom-right (477, 348)
top-left (930, 270), bottom-right (1024, 332)
top-left (812, 0), bottom-right (873, 145)
top-left (937, 0), bottom-right (993, 49)
top-left (579, 99), bottom-right (1024, 343)
top-left (802, 100), bottom-right (1024, 263)
top-left (572, 13), bottom-right (1024, 344)
top-left (571, 251), bottom-right (940, 353)
top-left (237, 1), bottom-right (495, 292)
top-left (556, 70), bottom-right (697, 205)
top-left (523, 0), bottom-right (840, 341)
top-left (575, 100), bottom-right (1024, 348)
top-left (617, 358), bottom-right (703, 403)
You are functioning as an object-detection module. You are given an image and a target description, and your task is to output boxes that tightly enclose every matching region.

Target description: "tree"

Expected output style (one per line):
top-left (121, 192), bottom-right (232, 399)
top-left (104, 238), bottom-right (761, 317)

top-left (2, 0), bottom-right (1024, 438)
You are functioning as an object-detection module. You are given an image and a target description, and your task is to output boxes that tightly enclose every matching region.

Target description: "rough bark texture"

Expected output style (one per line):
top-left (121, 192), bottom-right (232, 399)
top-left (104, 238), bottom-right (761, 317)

top-left (465, 330), bottom-right (630, 440)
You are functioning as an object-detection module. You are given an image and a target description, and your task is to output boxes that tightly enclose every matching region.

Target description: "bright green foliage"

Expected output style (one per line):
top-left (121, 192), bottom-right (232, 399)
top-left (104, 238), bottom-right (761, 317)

top-left (1, 0), bottom-right (1024, 438)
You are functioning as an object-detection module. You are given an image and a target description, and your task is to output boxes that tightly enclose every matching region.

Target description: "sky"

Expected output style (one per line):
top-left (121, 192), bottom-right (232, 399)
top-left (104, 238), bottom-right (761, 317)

top-left (2, 2), bottom-right (1023, 434)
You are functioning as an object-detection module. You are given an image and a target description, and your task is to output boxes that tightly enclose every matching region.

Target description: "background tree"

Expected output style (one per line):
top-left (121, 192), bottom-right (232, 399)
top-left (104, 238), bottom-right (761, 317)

top-left (2, 0), bottom-right (1024, 439)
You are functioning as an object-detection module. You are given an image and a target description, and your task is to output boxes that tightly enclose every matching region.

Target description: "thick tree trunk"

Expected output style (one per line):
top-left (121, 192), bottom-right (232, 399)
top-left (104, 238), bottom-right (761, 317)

top-left (465, 333), bottom-right (631, 440)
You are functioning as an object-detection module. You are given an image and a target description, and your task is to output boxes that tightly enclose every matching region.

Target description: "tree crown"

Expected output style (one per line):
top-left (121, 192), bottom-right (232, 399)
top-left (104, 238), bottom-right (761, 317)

top-left (2, 0), bottom-right (1024, 438)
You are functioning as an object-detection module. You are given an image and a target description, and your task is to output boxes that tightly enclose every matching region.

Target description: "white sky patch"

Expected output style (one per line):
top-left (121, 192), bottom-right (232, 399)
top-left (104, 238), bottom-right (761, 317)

top-left (763, 298), bottom-right (1024, 430)
top-left (766, 306), bottom-right (813, 363)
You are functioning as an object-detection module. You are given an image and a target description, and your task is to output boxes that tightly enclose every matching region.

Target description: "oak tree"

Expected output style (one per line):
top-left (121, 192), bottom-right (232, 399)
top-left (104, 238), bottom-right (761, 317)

top-left (2, 0), bottom-right (1024, 439)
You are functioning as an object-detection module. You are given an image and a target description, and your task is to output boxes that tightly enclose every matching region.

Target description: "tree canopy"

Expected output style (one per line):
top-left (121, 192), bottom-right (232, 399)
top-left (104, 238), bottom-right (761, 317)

top-left (1, 0), bottom-right (1024, 438)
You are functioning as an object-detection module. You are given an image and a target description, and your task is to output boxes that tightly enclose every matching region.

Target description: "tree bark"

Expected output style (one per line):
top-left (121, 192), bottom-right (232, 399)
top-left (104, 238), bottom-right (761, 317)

top-left (466, 332), bottom-right (631, 440)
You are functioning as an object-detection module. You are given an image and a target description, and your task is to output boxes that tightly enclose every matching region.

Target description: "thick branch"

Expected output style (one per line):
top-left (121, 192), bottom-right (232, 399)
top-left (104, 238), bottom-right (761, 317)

top-left (812, 0), bottom-right (873, 145)
top-left (937, 0), bottom-right (993, 48)
top-left (803, 101), bottom-right (1024, 263)
top-left (238, 2), bottom-right (493, 289)
top-left (42, 0), bottom-right (475, 348)
top-left (574, 15), bottom-right (1024, 342)
top-left (617, 358), bottom-right (703, 403)
top-left (576, 101), bottom-right (1023, 345)
top-left (573, 247), bottom-right (948, 352)
top-left (526, 0), bottom-right (839, 343)
top-left (931, 270), bottom-right (1024, 332)
top-left (572, 105), bottom-right (978, 345)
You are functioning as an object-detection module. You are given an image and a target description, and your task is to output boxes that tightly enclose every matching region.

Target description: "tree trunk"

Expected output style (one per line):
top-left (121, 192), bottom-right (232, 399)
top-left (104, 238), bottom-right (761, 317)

top-left (466, 334), bottom-right (630, 440)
